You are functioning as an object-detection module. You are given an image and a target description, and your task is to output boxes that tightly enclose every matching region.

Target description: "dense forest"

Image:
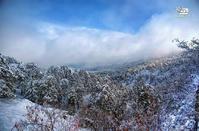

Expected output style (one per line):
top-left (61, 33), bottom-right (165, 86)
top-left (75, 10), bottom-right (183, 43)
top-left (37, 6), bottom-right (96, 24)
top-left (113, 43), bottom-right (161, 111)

top-left (1, 39), bottom-right (199, 130)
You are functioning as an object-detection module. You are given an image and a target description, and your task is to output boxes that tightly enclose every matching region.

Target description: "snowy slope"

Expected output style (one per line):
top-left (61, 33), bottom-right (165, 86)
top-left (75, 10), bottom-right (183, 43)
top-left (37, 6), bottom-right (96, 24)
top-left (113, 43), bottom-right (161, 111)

top-left (161, 74), bottom-right (199, 130)
top-left (0, 98), bottom-right (33, 130)
top-left (0, 98), bottom-right (90, 131)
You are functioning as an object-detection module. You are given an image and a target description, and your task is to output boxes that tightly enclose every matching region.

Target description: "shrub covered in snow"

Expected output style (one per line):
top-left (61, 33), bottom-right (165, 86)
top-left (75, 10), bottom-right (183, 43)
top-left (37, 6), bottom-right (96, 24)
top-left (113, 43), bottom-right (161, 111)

top-left (12, 105), bottom-right (80, 131)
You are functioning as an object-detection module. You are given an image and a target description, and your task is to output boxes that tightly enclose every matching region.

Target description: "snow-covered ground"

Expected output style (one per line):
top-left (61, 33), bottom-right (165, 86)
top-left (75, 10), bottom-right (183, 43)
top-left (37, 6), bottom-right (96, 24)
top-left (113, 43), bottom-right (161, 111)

top-left (0, 98), bottom-right (89, 131)
top-left (0, 98), bottom-right (33, 130)
top-left (161, 74), bottom-right (199, 130)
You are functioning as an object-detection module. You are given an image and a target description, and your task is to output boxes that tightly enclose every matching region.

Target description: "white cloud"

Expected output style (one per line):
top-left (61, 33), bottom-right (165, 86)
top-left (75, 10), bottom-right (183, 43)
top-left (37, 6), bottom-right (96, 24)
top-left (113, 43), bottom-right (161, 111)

top-left (0, 13), bottom-right (199, 67)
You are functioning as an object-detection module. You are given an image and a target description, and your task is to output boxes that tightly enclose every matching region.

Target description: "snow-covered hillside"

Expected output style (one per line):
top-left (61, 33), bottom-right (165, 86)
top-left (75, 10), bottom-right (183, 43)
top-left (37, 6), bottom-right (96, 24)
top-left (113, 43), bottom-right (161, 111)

top-left (1, 47), bottom-right (199, 130)
top-left (0, 98), bottom-right (33, 130)
top-left (0, 98), bottom-right (89, 131)
top-left (161, 74), bottom-right (199, 130)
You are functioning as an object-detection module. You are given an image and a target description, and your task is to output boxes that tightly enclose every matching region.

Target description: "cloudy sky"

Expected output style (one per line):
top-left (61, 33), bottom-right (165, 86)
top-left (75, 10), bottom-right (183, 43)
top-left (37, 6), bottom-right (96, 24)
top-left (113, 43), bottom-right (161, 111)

top-left (0, 0), bottom-right (198, 67)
